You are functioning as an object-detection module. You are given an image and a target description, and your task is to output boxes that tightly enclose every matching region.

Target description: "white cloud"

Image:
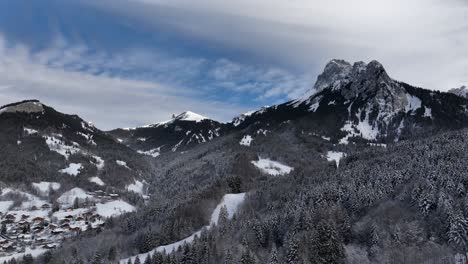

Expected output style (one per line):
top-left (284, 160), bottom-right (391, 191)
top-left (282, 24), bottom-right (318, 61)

top-left (0, 34), bottom-right (250, 129)
top-left (93, 0), bottom-right (468, 90)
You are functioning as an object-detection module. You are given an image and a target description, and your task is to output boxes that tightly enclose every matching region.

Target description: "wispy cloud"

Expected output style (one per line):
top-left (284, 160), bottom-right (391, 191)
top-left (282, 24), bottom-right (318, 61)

top-left (0, 34), bottom-right (255, 129)
top-left (94, 0), bottom-right (468, 90)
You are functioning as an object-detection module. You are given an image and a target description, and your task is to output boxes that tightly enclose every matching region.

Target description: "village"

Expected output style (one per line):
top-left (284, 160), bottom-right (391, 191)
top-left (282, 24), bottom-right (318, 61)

top-left (0, 188), bottom-right (135, 260)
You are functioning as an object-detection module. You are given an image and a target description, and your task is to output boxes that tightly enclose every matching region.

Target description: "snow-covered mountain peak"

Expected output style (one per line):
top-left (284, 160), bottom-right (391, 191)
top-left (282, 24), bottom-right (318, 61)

top-left (174, 111), bottom-right (208, 122)
top-left (0, 99), bottom-right (44, 115)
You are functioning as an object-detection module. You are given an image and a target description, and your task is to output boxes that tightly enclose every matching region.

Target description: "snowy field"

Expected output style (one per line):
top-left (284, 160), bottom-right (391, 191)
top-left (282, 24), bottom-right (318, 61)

top-left (251, 158), bottom-right (293, 176)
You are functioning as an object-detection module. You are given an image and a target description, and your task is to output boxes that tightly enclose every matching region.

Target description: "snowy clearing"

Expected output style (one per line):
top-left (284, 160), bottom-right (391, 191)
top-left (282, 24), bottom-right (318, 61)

top-left (326, 151), bottom-right (346, 167)
top-left (251, 158), bottom-right (293, 176)
top-left (239, 135), bottom-right (253, 146)
top-left (1, 188), bottom-right (47, 209)
top-left (137, 148), bottom-right (160, 158)
top-left (96, 200), bottom-right (136, 218)
top-left (23, 127), bottom-right (38, 135)
top-left (126, 180), bottom-right (144, 195)
top-left (120, 193), bottom-right (246, 264)
top-left (405, 94), bottom-right (422, 113)
top-left (92, 156), bottom-right (105, 170)
top-left (0, 201), bottom-right (13, 214)
top-left (210, 193), bottom-right (246, 225)
top-left (32, 182), bottom-right (61, 195)
top-left (59, 163), bottom-right (82, 176)
top-left (116, 160), bottom-right (130, 169)
top-left (89, 177), bottom-right (105, 186)
top-left (57, 188), bottom-right (93, 206)
top-left (43, 135), bottom-right (80, 159)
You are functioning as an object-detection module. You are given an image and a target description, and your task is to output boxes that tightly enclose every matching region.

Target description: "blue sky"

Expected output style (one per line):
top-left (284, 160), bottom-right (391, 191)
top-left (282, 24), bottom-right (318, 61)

top-left (0, 0), bottom-right (467, 129)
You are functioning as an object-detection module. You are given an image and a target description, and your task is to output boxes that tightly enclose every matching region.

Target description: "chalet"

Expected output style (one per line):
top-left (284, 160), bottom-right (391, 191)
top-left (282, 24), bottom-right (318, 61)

top-left (109, 193), bottom-right (119, 198)
top-left (51, 228), bottom-right (65, 235)
top-left (64, 215), bottom-right (74, 219)
top-left (32, 217), bottom-right (45, 223)
top-left (41, 204), bottom-right (51, 209)
top-left (48, 224), bottom-right (58, 230)
top-left (5, 214), bottom-right (15, 220)
top-left (60, 223), bottom-right (70, 229)
top-left (0, 239), bottom-right (8, 245)
top-left (76, 216), bottom-right (85, 221)
top-left (42, 244), bottom-right (56, 249)
top-left (21, 214), bottom-right (29, 220)
top-left (69, 227), bottom-right (81, 232)
top-left (35, 238), bottom-right (47, 243)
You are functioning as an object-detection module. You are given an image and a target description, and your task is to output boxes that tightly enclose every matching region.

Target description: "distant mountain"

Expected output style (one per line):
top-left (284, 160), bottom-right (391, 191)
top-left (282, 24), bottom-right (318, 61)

top-left (233, 59), bottom-right (468, 143)
top-left (108, 111), bottom-right (225, 157)
top-left (0, 100), bottom-right (150, 192)
top-left (448, 85), bottom-right (468, 98)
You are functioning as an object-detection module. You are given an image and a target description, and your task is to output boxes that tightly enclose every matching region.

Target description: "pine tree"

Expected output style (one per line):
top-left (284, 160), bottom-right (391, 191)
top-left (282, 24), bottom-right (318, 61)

top-left (286, 236), bottom-right (299, 264)
top-left (315, 221), bottom-right (344, 264)
top-left (90, 252), bottom-right (102, 264)
top-left (134, 256), bottom-right (142, 264)
top-left (144, 254), bottom-right (152, 264)
top-left (22, 254), bottom-right (33, 264)
top-left (268, 247), bottom-right (279, 264)
top-left (223, 249), bottom-right (233, 264)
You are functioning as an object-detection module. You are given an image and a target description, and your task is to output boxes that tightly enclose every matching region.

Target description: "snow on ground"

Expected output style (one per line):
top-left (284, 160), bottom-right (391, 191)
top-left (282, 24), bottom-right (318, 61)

top-left (120, 193), bottom-right (246, 264)
top-left (52, 208), bottom-right (89, 219)
top-left (0, 201), bottom-right (13, 213)
top-left (92, 156), bottom-right (105, 170)
top-left (137, 148), bottom-right (161, 158)
top-left (0, 247), bottom-right (48, 263)
top-left (424, 106), bottom-right (432, 118)
top-left (368, 143), bottom-right (387, 148)
top-left (57, 188), bottom-right (93, 206)
top-left (251, 158), bottom-right (293, 176)
top-left (126, 180), bottom-right (144, 195)
top-left (23, 127), bottom-right (38, 135)
top-left (116, 160), bottom-right (130, 169)
top-left (326, 151), bottom-right (346, 167)
top-left (1, 188), bottom-right (47, 209)
top-left (239, 135), bottom-right (253, 146)
top-left (89, 177), bottom-right (105, 186)
top-left (32, 182), bottom-right (61, 195)
top-left (96, 200), bottom-right (136, 218)
top-left (210, 193), bottom-right (246, 225)
top-left (405, 94), bottom-right (422, 113)
top-left (232, 110), bottom-right (255, 126)
top-left (59, 163), bottom-right (82, 176)
top-left (43, 135), bottom-right (80, 159)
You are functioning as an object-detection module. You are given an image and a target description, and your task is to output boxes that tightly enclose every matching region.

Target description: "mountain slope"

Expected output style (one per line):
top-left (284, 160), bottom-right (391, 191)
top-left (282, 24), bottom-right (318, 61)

top-left (0, 100), bottom-right (151, 192)
top-left (233, 60), bottom-right (468, 144)
top-left (109, 111), bottom-right (225, 157)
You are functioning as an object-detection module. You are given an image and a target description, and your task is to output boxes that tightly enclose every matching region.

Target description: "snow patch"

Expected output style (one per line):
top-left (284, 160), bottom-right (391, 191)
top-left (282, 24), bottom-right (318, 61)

top-left (96, 200), bottom-right (136, 218)
top-left (210, 193), bottom-right (246, 225)
top-left (126, 180), bottom-right (144, 195)
top-left (137, 148), bottom-right (160, 158)
top-left (23, 127), bottom-right (38, 135)
top-left (326, 151), bottom-right (346, 167)
top-left (59, 163), bottom-right (82, 176)
top-left (57, 188), bottom-right (93, 206)
top-left (44, 136), bottom-right (80, 159)
top-left (405, 94), bottom-right (422, 113)
top-left (251, 158), bottom-right (293, 176)
top-left (32, 182), bottom-right (61, 195)
top-left (116, 160), bottom-right (130, 169)
top-left (89, 177), bottom-right (105, 186)
top-left (424, 106), bottom-right (432, 118)
top-left (239, 135), bottom-right (253, 146)
top-left (92, 156), bottom-right (105, 170)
